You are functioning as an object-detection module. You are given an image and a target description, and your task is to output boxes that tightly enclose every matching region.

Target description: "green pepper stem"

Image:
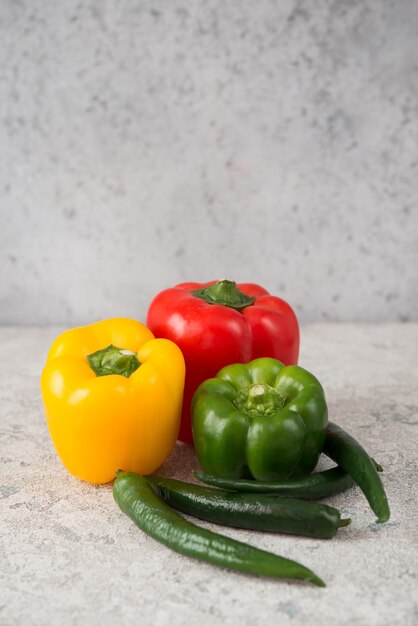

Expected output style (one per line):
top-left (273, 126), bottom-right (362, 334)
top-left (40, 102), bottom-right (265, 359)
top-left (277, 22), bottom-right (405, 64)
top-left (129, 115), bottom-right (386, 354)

top-left (191, 280), bottom-right (255, 310)
top-left (234, 383), bottom-right (286, 417)
top-left (87, 344), bottom-right (141, 378)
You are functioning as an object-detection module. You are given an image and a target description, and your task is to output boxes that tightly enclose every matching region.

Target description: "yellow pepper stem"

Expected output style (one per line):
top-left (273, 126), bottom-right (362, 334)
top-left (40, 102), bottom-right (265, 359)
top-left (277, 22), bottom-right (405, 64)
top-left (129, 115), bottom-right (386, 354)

top-left (87, 344), bottom-right (141, 378)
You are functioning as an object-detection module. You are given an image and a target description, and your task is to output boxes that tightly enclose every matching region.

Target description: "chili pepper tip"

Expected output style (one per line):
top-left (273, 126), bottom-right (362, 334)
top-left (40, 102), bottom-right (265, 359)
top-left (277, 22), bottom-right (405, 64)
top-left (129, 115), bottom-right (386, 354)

top-left (310, 574), bottom-right (326, 588)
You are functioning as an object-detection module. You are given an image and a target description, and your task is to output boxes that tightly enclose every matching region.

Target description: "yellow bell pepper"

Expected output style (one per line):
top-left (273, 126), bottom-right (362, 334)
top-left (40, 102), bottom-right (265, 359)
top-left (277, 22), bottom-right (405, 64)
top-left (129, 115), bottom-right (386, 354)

top-left (41, 318), bottom-right (185, 484)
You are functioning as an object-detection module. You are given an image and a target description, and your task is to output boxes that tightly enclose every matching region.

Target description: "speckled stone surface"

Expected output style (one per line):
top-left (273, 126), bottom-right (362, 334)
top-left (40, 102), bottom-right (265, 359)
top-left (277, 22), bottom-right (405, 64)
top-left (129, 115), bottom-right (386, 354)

top-left (1, 324), bottom-right (418, 625)
top-left (1, 1), bottom-right (418, 325)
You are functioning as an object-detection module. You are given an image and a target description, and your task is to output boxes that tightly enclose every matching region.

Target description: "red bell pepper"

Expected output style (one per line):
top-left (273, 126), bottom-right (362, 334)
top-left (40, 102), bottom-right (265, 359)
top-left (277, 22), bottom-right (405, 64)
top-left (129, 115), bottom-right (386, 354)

top-left (146, 279), bottom-right (299, 444)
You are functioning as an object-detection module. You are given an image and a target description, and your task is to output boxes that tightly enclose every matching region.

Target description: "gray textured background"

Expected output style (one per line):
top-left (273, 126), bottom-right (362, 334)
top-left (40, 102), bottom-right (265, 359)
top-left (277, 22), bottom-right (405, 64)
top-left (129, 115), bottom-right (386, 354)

top-left (1, 0), bottom-right (417, 325)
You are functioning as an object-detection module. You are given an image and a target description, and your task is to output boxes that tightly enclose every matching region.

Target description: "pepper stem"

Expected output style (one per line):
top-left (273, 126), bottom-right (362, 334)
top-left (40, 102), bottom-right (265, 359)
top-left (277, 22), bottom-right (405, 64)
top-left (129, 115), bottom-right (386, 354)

top-left (339, 518), bottom-right (352, 528)
top-left (87, 344), bottom-right (141, 378)
top-left (191, 280), bottom-right (255, 310)
top-left (234, 383), bottom-right (286, 417)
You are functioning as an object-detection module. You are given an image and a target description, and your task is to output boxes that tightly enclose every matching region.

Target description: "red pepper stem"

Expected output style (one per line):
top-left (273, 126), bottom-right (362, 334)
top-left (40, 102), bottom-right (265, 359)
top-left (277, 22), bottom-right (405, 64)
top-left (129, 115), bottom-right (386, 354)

top-left (191, 280), bottom-right (255, 310)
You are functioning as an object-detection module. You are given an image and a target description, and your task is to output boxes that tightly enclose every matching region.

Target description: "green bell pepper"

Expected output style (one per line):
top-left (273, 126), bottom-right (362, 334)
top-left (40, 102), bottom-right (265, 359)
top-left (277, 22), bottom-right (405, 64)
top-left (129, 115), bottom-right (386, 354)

top-left (192, 358), bottom-right (328, 481)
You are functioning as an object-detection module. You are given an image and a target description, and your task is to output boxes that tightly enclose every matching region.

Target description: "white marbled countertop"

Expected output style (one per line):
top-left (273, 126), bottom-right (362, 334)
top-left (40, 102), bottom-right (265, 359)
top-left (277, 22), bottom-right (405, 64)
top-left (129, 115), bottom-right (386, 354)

top-left (1, 324), bottom-right (418, 626)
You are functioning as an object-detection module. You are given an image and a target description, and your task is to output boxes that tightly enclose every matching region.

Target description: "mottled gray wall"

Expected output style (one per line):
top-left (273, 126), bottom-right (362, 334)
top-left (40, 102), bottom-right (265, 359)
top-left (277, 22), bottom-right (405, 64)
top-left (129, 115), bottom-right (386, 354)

top-left (1, 0), bottom-right (417, 325)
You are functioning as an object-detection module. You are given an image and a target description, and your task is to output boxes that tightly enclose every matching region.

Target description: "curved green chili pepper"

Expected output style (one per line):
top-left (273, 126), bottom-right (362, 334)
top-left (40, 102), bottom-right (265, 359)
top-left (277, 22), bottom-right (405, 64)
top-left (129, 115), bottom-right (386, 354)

top-left (147, 475), bottom-right (350, 539)
top-left (323, 422), bottom-right (390, 523)
top-left (113, 471), bottom-right (325, 586)
top-left (193, 459), bottom-right (383, 499)
top-left (193, 465), bottom-right (354, 499)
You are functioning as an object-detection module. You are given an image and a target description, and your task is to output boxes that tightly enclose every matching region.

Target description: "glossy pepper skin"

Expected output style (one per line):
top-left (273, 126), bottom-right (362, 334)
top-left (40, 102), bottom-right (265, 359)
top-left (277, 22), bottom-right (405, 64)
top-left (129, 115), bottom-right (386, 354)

top-left (146, 280), bottom-right (299, 444)
top-left (192, 357), bottom-right (327, 481)
top-left (41, 318), bottom-right (185, 484)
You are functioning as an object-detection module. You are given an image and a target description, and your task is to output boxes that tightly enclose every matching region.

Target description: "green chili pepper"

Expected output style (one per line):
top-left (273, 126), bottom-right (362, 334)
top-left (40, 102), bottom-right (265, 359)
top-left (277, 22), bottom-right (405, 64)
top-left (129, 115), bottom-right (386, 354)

top-left (147, 475), bottom-right (350, 539)
top-left (192, 358), bottom-right (328, 481)
top-left (323, 422), bottom-right (390, 523)
top-left (113, 471), bottom-right (325, 587)
top-left (193, 466), bottom-right (354, 499)
top-left (193, 459), bottom-right (383, 499)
